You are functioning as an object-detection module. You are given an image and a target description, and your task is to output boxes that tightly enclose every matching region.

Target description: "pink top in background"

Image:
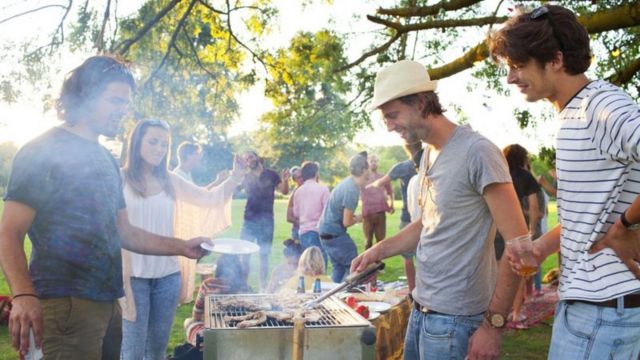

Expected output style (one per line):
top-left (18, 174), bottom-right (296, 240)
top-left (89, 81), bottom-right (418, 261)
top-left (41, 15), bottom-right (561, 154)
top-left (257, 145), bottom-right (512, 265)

top-left (292, 179), bottom-right (330, 235)
top-left (361, 172), bottom-right (392, 216)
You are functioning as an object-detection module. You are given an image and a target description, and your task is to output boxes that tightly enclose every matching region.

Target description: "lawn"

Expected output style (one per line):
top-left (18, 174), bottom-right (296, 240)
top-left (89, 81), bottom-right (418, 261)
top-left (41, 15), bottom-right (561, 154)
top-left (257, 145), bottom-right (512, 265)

top-left (0, 199), bottom-right (559, 359)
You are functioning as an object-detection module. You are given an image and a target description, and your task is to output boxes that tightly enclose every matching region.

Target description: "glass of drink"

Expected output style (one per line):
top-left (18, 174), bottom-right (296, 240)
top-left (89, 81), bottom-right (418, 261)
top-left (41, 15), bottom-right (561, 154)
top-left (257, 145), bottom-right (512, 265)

top-left (506, 234), bottom-right (538, 277)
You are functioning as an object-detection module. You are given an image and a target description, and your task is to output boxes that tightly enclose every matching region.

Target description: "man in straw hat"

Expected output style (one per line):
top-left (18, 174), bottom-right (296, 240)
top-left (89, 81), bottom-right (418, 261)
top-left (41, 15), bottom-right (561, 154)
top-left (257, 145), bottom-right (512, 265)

top-left (491, 5), bottom-right (640, 359)
top-left (351, 60), bottom-right (529, 359)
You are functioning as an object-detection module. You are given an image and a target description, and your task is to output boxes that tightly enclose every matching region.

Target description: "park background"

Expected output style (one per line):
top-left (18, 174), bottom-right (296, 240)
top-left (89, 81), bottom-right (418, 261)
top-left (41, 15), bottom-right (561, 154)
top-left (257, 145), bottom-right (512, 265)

top-left (1, 0), bottom-right (639, 358)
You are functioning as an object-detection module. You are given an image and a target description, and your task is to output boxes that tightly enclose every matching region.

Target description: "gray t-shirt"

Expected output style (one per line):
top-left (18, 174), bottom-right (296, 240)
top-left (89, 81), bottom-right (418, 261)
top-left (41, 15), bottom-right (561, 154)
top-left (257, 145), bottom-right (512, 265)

top-left (413, 125), bottom-right (510, 315)
top-left (318, 177), bottom-right (360, 236)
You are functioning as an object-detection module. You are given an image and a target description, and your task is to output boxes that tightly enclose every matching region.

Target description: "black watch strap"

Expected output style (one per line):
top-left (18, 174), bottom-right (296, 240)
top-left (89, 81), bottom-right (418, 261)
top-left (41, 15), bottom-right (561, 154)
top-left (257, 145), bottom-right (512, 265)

top-left (621, 210), bottom-right (633, 228)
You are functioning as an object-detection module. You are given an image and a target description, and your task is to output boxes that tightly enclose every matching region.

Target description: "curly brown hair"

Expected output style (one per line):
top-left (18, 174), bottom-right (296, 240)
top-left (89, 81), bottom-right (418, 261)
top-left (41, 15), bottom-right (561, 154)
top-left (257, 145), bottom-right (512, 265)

top-left (489, 5), bottom-right (591, 75)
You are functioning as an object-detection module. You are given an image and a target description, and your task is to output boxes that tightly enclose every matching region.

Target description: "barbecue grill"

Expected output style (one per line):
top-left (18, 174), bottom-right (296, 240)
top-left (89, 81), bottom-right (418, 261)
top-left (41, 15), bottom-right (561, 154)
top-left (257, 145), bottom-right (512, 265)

top-left (203, 294), bottom-right (376, 359)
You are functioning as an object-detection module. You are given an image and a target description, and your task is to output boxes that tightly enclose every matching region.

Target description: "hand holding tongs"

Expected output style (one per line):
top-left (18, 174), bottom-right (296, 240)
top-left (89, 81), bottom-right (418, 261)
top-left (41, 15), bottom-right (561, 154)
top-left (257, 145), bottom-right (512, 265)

top-left (302, 261), bottom-right (385, 309)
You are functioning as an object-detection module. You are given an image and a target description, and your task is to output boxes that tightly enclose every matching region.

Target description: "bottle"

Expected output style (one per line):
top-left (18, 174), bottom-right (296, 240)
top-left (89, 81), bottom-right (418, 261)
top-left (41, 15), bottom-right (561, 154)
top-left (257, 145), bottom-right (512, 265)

top-left (296, 276), bottom-right (305, 294)
top-left (313, 278), bottom-right (322, 293)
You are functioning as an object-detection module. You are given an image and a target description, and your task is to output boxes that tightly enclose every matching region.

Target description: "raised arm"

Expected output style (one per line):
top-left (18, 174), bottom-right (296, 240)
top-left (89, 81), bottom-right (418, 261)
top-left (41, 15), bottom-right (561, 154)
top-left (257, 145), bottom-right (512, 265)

top-left (0, 201), bottom-right (43, 354)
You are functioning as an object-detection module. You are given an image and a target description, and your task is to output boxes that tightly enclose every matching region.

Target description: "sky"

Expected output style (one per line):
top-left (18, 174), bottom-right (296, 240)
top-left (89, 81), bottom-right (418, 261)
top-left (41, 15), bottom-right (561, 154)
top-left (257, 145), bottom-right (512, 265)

top-left (0, 0), bottom-right (557, 152)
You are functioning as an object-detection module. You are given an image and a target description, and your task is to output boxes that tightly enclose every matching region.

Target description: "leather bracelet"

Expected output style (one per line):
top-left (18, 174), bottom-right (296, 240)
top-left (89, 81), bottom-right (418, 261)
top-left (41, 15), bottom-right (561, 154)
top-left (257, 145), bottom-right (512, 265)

top-left (620, 210), bottom-right (633, 228)
top-left (12, 293), bottom-right (39, 300)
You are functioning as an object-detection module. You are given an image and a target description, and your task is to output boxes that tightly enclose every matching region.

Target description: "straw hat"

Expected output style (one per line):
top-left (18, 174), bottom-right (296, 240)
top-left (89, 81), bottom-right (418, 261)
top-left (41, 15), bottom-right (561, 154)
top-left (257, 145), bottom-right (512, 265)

top-left (369, 60), bottom-right (438, 110)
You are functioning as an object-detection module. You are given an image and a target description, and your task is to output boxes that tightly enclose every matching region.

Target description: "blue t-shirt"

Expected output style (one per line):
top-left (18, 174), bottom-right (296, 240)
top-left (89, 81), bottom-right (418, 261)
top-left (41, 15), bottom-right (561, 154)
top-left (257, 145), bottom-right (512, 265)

top-left (242, 168), bottom-right (281, 221)
top-left (4, 128), bottom-right (126, 301)
top-left (318, 177), bottom-right (360, 236)
top-left (387, 160), bottom-right (416, 223)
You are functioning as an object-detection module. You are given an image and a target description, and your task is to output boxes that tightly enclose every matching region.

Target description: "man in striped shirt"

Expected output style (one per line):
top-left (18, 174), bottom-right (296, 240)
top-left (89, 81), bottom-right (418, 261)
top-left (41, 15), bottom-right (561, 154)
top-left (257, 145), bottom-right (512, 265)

top-left (491, 5), bottom-right (640, 359)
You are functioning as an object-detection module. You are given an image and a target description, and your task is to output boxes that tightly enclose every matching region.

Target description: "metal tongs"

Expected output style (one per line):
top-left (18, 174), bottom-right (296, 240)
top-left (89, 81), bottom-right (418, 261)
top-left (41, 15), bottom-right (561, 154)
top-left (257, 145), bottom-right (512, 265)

top-left (302, 261), bottom-right (385, 309)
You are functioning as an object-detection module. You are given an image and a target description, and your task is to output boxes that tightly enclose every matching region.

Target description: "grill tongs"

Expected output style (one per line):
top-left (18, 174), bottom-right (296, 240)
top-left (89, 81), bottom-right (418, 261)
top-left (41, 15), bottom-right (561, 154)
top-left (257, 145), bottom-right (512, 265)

top-left (302, 261), bottom-right (385, 309)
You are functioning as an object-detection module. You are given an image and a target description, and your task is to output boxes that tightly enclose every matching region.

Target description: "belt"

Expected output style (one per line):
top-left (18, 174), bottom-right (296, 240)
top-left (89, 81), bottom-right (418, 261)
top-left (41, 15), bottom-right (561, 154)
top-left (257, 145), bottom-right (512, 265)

top-left (566, 293), bottom-right (640, 309)
top-left (413, 300), bottom-right (445, 315)
top-left (320, 233), bottom-right (337, 240)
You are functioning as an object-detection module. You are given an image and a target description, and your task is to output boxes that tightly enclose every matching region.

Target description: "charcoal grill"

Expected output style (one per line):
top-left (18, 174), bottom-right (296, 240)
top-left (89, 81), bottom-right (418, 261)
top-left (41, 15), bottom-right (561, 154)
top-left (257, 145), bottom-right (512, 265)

top-left (203, 294), bottom-right (376, 360)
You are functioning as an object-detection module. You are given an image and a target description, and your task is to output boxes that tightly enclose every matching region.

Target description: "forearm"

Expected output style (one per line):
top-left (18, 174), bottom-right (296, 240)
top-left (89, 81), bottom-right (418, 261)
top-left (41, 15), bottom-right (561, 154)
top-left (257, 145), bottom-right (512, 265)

top-left (373, 220), bottom-right (422, 259)
top-left (622, 196), bottom-right (640, 224)
top-left (0, 232), bottom-right (34, 295)
top-left (120, 225), bottom-right (184, 255)
top-left (535, 224), bottom-right (561, 258)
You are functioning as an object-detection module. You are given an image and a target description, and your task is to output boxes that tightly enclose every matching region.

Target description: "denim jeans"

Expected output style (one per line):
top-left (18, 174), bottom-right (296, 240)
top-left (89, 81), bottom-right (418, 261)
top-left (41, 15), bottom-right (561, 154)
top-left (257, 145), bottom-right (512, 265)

top-left (300, 231), bottom-right (328, 269)
top-left (403, 307), bottom-right (483, 360)
top-left (241, 216), bottom-right (275, 256)
top-left (320, 233), bottom-right (357, 283)
top-left (121, 272), bottom-right (181, 360)
top-left (548, 300), bottom-right (640, 360)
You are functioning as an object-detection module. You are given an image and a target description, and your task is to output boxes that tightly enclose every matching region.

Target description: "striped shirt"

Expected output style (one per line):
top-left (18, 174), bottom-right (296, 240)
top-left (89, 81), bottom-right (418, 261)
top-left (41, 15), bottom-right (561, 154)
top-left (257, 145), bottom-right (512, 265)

top-left (556, 80), bottom-right (640, 301)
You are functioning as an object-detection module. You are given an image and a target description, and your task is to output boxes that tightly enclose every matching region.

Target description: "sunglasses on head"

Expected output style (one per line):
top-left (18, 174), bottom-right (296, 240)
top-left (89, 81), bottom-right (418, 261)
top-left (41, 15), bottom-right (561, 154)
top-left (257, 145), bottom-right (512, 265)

top-left (528, 6), bottom-right (565, 52)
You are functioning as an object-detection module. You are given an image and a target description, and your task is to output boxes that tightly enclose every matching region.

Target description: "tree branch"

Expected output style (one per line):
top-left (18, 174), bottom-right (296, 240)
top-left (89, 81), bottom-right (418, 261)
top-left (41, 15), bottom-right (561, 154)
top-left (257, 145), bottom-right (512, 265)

top-left (96, 0), bottom-right (112, 52)
top-left (368, 14), bottom-right (507, 32)
top-left (357, 1), bottom-right (640, 81)
top-left (182, 28), bottom-right (217, 78)
top-left (113, 0), bottom-right (182, 55)
top-left (0, 4), bottom-right (67, 25)
top-left (609, 56), bottom-right (640, 85)
top-left (197, 0), bottom-right (226, 15)
top-left (225, 0), bottom-right (268, 71)
top-left (145, 0), bottom-right (198, 87)
top-left (377, 0), bottom-right (481, 17)
top-left (336, 32), bottom-right (404, 72)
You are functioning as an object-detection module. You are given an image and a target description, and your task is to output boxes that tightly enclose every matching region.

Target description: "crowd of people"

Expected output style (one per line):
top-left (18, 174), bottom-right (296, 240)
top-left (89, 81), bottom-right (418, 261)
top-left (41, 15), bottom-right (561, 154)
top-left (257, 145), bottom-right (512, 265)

top-left (0, 5), bottom-right (638, 360)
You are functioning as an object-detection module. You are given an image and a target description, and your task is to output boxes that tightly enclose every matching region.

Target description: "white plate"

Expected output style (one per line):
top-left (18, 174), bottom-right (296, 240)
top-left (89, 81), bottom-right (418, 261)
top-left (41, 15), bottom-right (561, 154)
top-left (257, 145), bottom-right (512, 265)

top-left (200, 238), bottom-right (260, 254)
top-left (368, 311), bottom-right (381, 320)
top-left (359, 301), bottom-right (391, 313)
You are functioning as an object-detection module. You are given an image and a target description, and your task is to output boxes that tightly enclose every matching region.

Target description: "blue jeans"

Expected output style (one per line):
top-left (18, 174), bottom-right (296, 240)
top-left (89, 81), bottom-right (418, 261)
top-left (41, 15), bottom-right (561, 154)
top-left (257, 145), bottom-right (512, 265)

top-left (404, 308), bottom-right (483, 360)
top-left (241, 216), bottom-right (275, 256)
top-left (548, 300), bottom-right (640, 359)
top-left (300, 231), bottom-right (328, 269)
top-left (320, 233), bottom-right (357, 283)
top-left (121, 272), bottom-right (181, 360)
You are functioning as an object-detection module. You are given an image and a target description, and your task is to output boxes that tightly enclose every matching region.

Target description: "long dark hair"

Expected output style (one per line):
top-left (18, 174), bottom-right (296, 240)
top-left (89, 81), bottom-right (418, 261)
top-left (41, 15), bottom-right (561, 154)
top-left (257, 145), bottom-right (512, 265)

top-left (122, 119), bottom-right (174, 198)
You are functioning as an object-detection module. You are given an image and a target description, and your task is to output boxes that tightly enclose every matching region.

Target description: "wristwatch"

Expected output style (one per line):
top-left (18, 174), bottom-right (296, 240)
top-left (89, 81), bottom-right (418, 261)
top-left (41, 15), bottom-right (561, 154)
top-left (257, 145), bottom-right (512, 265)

top-left (620, 210), bottom-right (640, 231)
top-left (484, 311), bottom-right (506, 329)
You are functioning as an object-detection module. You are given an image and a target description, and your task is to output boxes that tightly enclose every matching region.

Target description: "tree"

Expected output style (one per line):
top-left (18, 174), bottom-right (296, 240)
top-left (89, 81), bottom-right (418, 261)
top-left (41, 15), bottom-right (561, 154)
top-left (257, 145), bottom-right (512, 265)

top-left (1, 0), bottom-right (277, 142)
top-left (342, 0), bottom-right (640, 105)
top-left (258, 30), bottom-right (368, 166)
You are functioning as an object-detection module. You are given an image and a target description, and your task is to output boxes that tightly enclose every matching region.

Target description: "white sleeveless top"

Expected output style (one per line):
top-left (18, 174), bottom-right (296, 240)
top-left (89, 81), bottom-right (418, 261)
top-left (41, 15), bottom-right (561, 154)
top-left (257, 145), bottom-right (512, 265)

top-left (123, 184), bottom-right (179, 278)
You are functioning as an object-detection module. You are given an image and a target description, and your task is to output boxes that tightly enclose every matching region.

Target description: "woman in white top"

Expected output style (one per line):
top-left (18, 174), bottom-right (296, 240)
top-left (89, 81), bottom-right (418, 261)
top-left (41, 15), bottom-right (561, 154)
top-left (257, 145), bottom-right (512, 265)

top-left (119, 119), bottom-right (243, 360)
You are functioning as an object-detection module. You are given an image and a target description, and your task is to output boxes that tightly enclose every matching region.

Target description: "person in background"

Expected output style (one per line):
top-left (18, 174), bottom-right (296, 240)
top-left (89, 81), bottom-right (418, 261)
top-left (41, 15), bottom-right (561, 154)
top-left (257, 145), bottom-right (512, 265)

top-left (119, 119), bottom-right (242, 360)
top-left (537, 159), bottom-right (557, 198)
top-left (352, 60), bottom-right (529, 360)
top-left (286, 165), bottom-right (304, 240)
top-left (0, 56), bottom-right (208, 359)
top-left (319, 151), bottom-right (370, 283)
top-left (266, 239), bottom-right (304, 293)
top-left (239, 150), bottom-right (290, 290)
top-left (293, 161), bottom-right (330, 266)
top-left (173, 141), bottom-right (203, 183)
top-left (491, 5), bottom-right (640, 358)
top-left (500, 144), bottom-right (540, 329)
top-left (184, 254), bottom-right (252, 346)
top-left (368, 138), bottom-right (422, 292)
top-left (281, 246), bottom-right (332, 292)
top-left (360, 154), bottom-right (394, 250)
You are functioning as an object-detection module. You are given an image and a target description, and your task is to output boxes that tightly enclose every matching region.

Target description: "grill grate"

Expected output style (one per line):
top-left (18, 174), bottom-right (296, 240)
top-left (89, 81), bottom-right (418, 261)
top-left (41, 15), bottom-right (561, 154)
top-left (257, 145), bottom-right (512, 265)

top-left (206, 294), bottom-right (370, 329)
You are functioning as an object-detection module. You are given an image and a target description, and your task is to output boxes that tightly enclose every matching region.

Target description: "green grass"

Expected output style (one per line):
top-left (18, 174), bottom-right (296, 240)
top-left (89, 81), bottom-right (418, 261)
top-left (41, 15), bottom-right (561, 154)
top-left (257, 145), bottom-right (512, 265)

top-left (0, 199), bottom-right (559, 359)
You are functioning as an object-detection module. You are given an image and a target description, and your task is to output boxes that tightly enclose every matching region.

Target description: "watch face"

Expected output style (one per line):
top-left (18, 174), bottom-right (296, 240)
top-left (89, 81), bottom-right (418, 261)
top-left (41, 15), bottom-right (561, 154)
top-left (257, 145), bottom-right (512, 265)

top-left (491, 313), bottom-right (505, 328)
